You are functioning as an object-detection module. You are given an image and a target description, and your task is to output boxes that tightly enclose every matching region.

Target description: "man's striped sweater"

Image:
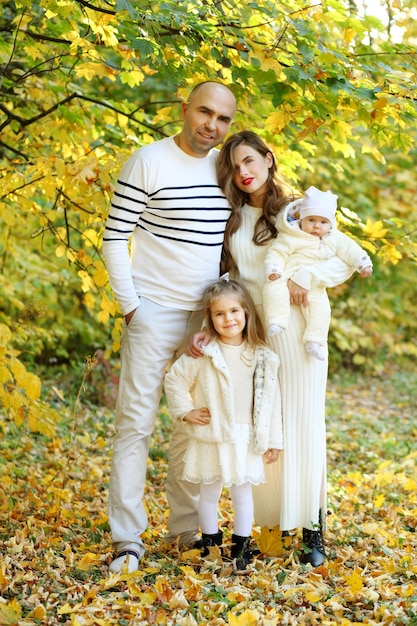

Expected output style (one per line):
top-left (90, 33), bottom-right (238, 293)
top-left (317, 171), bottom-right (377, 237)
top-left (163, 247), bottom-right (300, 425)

top-left (102, 136), bottom-right (231, 315)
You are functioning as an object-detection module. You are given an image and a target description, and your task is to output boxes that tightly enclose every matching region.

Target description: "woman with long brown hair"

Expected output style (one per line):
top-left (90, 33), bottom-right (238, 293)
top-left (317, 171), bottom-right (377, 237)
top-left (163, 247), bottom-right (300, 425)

top-left (205, 131), bottom-right (351, 566)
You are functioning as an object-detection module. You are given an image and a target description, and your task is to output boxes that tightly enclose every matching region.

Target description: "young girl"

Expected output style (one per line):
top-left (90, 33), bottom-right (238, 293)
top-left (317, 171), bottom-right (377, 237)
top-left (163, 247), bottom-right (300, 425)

top-left (164, 277), bottom-right (282, 572)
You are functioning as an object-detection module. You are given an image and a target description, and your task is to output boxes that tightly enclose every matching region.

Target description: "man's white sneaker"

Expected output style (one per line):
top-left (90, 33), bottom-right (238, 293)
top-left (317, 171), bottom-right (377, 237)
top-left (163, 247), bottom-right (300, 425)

top-left (109, 549), bottom-right (141, 573)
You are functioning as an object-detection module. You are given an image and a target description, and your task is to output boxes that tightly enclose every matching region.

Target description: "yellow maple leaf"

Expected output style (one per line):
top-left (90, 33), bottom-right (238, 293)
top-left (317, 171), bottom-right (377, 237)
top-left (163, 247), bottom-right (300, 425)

top-left (24, 372), bottom-right (41, 401)
top-left (84, 292), bottom-right (96, 311)
top-left (0, 598), bottom-right (22, 622)
top-left (77, 250), bottom-right (93, 267)
top-left (378, 243), bottom-right (402, 265)
top-left (100, 291), bottom-right (118, 315)
top-left (363, 219), bottom-right (388, 239)
top-left (266, 110), bottom-right (291, 132)
top-left (248, 42), bottom-right (283, 74)
top-left (374, 469), bottom-right (394, 487)
top-left (256, 525), bottom-right (285, 556)
top-left (228, 609), bottom-right (259, 625)
top-left (82, 229), bottom-right (100, 248)
top-left (359, 239), bottom-right (377, 254)
top-left (327, 137), bottom-right (355, 158)
top-left (344, 27), bottom-right (355, 43)
top-left (153, 106), bottom-right (173, 125)
top-left (78, 270), bottom-right (95, 293)
top-left (373, 493), bottom-right (385, 508)
top-left (10, 357), bottom-right (30, 387)
top-left (26, 604), bottom-right (47, 620)
top-left (56, 245), bottom-right (66, 258)
top-left (0, 563), bottom-right (10, 590)
top-left (120, 69), bottom-right (145, 87)
top-left (0, 323), bottom-right (12, 346)
top-left (305, 590), bottom-right (322, 603)
top-left (78, 552), bottom-right (102, 571)
top-left (346, 569), bottom-right (363, 593)
top-left (27, 405), bottom-right (56, 437)
top-left (403, 584), bottom-right (415, 597)
top-left (383, 559), bottom-right (397, 574)
top-left (137, 590), bottom-right (158, 606)
top-left (0, 364), bottom-right (11, 384)
top-left (361, 143), bottom-right (386, 163)
top-left (403, 477), bottom-right (417, 491)
top-left (76, 62), bottom-right (109, 81)
top-left (98, 310), bottom-right (109, 324)
top-left (57, 603), bottom-right (78, 615)
top-left (93, 266), bottom-right (109, 288)
top-left (142, 64), bottom-right (158, 76)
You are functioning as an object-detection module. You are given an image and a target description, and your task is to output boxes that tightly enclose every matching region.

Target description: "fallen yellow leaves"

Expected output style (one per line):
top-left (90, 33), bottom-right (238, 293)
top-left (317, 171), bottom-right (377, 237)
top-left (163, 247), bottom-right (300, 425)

top-left (0, 372), bottom-right (416, 624)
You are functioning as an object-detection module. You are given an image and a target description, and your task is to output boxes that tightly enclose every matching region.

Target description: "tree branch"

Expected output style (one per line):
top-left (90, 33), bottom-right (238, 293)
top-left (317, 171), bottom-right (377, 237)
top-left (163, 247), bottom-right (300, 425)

top-left (0, 94), bottom-right (79, 132)
top-left (25, 31), bottom-right (72, 46)
top-left (0, 140), bottom-right (29, 160)
top-left (75, 0), bottom-right (116, 16)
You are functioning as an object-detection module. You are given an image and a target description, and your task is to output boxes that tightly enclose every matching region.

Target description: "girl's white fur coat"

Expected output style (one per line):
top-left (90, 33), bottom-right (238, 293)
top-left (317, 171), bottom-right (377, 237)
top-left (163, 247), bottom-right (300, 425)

top-left (164, 339), bottom-right (283, 454)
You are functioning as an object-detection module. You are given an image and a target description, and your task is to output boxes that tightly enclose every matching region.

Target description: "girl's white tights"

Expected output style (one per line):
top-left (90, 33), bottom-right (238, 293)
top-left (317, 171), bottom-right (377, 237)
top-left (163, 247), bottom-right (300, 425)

top-left (199, 480), bottom-right (254, 536)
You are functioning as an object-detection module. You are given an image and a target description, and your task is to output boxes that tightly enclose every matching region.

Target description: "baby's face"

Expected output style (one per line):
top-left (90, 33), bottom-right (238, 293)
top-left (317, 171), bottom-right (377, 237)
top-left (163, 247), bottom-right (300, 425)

top-left (300, 216), bottom-right (332, 238)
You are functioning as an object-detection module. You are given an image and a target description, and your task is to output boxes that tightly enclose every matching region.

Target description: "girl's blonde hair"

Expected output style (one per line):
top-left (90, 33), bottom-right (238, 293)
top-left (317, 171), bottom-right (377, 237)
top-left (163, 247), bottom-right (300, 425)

top-left (203, 278), bottom-right (267, 347)
top-left (217, 130), bottom-right (297, 275)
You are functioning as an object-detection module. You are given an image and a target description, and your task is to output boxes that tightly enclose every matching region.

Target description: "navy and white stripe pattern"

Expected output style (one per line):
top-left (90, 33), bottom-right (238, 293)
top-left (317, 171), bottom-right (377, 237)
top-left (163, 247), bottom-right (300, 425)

top-left (104, 183), bottom-right (229, 247)
top-left (102, 137), bottom-right (231, 312)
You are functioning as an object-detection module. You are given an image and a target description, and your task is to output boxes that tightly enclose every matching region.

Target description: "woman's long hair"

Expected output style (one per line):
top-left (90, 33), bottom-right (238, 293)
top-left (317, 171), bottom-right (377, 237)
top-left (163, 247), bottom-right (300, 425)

top-left (203, 278), bottom-right (267, 347)
top-left (217, 131), bottom-right (296, 275)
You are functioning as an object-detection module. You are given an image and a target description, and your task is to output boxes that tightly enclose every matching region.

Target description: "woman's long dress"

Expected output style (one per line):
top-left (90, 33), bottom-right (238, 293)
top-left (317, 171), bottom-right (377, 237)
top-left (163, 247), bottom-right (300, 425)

top-left (230, 203), bottom-right (342, 531)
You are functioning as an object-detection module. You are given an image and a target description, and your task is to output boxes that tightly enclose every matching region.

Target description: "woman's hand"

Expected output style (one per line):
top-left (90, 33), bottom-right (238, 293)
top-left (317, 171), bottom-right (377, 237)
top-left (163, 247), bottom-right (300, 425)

top-left (187, 329), bottom-right (210, 358)
top-left (288, 279), bottom-right (309, 307)
top-left (264, 448), bottom-right (280, 464)
top-left (183, 408), bottom-right (211, 424)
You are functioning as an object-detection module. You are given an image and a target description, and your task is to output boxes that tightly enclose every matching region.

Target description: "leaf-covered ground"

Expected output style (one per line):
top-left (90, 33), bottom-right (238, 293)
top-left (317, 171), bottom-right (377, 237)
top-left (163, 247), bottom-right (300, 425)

top-left (1, 366), bottom-right (416, 625)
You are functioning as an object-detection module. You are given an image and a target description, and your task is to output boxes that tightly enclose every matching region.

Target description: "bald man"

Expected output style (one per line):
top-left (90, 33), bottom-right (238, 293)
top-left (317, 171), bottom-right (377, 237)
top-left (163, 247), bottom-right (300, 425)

top-left (102, 82), bottom-right (237, 572)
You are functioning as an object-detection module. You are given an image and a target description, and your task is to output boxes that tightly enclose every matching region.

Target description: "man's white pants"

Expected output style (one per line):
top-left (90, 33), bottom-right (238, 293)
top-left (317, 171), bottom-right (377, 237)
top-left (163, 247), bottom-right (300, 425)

top-left (108, 297), bottom-right (202, 555)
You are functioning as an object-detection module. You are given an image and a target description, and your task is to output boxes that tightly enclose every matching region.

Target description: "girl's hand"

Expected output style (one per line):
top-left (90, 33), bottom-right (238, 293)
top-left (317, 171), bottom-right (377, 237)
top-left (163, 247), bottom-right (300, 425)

top-left (187, 329), bottom-right (210, 358)
top-left (183, 407), bottom-right (211, 425)
top-left (264, 448), bottom-right (280, 464)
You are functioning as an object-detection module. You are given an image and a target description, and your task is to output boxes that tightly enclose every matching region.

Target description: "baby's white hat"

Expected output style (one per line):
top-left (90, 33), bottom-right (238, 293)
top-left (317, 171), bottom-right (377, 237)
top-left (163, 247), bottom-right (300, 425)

top-left (299, 186), bottom-right (338, 223)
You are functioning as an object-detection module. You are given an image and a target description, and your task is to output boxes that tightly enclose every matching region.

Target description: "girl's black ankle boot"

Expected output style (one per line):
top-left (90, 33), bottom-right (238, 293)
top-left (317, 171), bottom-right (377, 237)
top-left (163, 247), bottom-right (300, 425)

top-left (231, 534), bottom-right (252, 571)
top-left (201, 531), bottom-right (223, 557)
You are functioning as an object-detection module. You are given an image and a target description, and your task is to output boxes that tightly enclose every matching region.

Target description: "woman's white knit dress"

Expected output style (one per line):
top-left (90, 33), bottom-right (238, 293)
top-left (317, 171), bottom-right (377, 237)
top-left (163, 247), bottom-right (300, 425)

top-left (230, 204), bottom-right (330, 531)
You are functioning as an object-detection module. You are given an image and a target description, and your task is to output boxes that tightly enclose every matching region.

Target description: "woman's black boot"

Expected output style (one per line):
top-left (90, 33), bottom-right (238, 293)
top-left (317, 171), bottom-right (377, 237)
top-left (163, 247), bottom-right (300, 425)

top-left (300, 527), bottom-right (326, 567)
top-left (231, 534), bottom-right (253, 572)
top-left (201, 531), bottom-right (223, 557)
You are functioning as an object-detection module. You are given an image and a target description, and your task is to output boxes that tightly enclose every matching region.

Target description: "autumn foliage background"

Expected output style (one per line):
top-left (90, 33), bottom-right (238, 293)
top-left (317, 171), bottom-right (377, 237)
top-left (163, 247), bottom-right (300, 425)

top-left (0, 0), bottom-right (416, 623)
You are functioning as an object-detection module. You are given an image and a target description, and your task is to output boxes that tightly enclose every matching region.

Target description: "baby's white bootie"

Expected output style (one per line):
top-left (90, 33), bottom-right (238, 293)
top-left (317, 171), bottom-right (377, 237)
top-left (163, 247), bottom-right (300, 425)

top-left (268, 324), bottom-right (284, 337)
top-left (305, 341), bottom-right (326, 361)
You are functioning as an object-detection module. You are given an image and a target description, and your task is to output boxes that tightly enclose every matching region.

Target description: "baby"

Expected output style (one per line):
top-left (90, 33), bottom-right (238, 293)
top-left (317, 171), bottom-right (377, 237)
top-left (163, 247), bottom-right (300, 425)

top-left (263, 186), bottom-right (373, 360)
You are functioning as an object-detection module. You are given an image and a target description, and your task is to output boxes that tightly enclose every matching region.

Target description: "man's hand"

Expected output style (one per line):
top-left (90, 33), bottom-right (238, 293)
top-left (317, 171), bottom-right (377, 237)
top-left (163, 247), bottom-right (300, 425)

top-left (183, 408), bottom-right (211, 424)
top-left (188, 329), bottom-right (210, 358)
top-left (125, 308), bottom-right (137, 325)
top-left (288, 279), bottom-right (309, 307)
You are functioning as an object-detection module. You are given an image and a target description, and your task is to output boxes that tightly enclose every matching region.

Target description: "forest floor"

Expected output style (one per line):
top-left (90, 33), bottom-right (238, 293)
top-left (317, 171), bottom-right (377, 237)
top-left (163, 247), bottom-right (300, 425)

top-left (0, 365), bottom-right (416, 625)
